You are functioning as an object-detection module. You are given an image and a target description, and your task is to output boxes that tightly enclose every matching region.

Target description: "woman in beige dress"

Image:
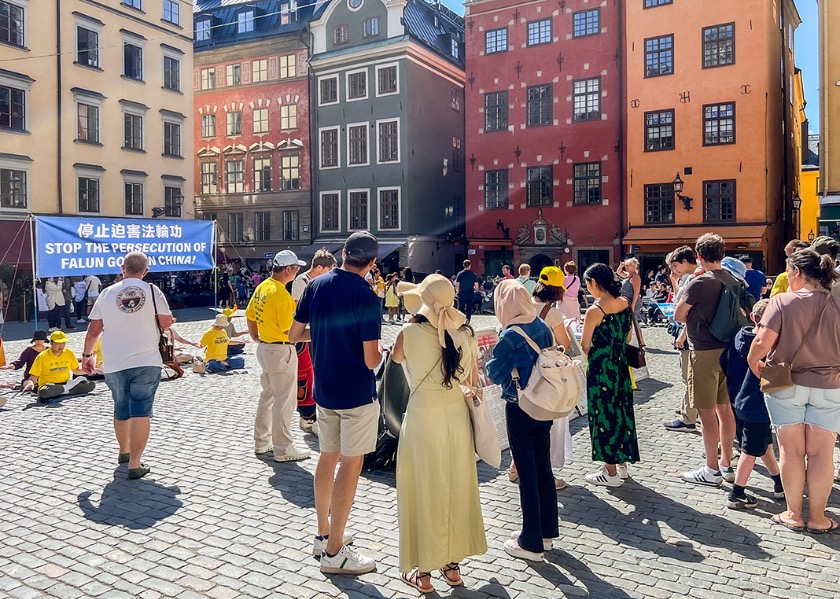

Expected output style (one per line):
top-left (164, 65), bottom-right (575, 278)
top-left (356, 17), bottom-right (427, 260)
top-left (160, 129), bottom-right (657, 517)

top-left (391, 274), bottom-right (488, 593)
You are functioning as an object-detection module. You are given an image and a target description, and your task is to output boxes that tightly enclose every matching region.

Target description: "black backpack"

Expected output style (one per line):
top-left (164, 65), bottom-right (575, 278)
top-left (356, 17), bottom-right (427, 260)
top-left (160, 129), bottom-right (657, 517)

top-left (708, 272), bottom-right (756, 343)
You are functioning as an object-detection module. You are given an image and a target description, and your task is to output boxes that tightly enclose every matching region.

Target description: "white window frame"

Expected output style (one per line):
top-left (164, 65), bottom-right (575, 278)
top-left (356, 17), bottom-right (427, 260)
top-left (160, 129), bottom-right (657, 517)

top-left (345, 68), bottom-right (368, 102)
top-left (374, 62), bottom-right (399, 97)
top-left (318, 75), bottom-right (339, 106)
top-left (1, 0), bottom-right (28, 49)
top-left (122, 172), bottom-right (146, 216)
top-left (200, 67), bottom-right (215, 90)
top-left (252, 58), bottom-right (268, 82)
top-left (278, 54), bottom-right (296, 79)
top-left (196, 19), bottom-right (211, 41)
top-left (73, 89), bottom-right (103, 144)
top-left (0, 153), bottom-right (31, 212)
top-left (318, 125), bottom-right (341, 170)
top-left (161, 46), bottom-right (182, 93)
top-left (346, 121), bottom-right (369, 167)
top-left (280, 104), bottom-right (297, 131)
top-left (319, 190), bottom-right (341, 233)
top-left (74, 13), bottom-right (101, 69)
top-left (201, 113), bottom-right (216, 138)
top-left (253, 107), bottom-right (269, 134)
top-left (238, 10), bottom-right (254, 33)
top-left (120, 100), bottom-right (147, 151)
top-left (226, 63), bottom-right (241, 87)
top-left (75, 165), bottom-right (103, 214)
top-left (377, 186), bottom-right (401, 231)
top-left (375, 117), bottom-right (400, 165)
top-left (347, 188), bottom-right (370, 231)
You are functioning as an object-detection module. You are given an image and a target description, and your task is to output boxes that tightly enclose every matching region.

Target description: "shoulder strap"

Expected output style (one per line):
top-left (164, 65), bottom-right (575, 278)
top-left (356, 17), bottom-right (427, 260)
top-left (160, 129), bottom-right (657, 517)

top-left (790, 294), bottom-right (831, 365)
top-left (508, 325), bottom-right (554, 353)
top-left (594, 302), bottom-right (606, 315)
top-left (539, 303), bottom-right (551, 320)
top-left (149, 284), bottom-right (164, 335)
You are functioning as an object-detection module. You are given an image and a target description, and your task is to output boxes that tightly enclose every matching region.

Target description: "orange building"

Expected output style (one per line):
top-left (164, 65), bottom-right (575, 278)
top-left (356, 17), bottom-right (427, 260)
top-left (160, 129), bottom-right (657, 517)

top-left (622, 0), bottom-right (801, 273)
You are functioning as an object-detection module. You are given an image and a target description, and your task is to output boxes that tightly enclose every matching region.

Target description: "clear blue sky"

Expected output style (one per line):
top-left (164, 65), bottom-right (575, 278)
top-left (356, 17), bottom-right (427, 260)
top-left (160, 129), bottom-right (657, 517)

top-left (439, 0), bottom-right (820, 132)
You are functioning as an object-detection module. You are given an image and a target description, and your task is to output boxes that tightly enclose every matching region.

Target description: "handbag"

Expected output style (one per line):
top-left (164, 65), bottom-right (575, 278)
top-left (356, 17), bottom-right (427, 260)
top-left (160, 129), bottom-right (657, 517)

top-left (760, 294), bottom-right (830, 393)
top-left (150, 284), bottom-right (175, 363)
top-left (626, 309), bottom-right (646, 369)
top-left (462, 383), bottom-right (502, 469)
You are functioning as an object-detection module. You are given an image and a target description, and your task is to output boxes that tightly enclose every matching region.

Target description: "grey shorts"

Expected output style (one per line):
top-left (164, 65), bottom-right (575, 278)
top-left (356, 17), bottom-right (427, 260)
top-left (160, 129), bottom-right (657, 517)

top-left (316, 401), bottom-right (380, 457)
top-left (765, 384), bottom-right (840, 434)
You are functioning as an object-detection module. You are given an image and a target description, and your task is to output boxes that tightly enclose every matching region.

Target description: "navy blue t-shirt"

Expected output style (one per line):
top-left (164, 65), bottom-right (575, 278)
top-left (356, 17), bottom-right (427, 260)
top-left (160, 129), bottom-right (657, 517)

top-left (455, 269), bottom-right (480, 299)
top-left (743, 268), bottom-right (765, 301)
top-left (294, 268), bottom-right (381, 410)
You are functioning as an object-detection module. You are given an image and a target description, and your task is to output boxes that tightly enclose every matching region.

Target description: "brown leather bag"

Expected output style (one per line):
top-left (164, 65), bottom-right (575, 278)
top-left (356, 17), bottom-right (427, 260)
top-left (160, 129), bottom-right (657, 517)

top-left (626, 309), bottom-right (646, 369)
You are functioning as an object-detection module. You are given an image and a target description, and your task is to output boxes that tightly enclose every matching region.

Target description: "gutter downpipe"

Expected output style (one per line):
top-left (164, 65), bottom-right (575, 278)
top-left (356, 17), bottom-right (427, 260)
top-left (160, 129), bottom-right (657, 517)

top-left (56, 0), bottom-right (63, 214)
top-left (617, 0), bottom-right (625, 257)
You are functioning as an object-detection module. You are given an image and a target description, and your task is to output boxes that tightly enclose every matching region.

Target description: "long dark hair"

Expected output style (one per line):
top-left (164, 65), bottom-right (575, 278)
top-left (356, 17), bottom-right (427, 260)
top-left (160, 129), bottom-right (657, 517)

top-left (410, 314), bottom-right (474, 389)
top-left (583, 263), bottom-right (622, 298)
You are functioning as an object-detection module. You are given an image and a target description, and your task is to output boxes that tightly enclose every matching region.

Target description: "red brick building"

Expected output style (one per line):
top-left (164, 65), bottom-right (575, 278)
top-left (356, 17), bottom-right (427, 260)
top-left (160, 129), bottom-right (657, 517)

top-left (464, 0), bottom-right (623, 277)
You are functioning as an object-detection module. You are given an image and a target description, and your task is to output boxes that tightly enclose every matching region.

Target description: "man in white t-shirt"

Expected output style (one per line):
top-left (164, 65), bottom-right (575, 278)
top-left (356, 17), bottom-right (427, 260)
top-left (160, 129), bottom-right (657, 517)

top-left (82, 253), bottom-right (173, 480)
top-left (85, 274), bottom-right (102, 305)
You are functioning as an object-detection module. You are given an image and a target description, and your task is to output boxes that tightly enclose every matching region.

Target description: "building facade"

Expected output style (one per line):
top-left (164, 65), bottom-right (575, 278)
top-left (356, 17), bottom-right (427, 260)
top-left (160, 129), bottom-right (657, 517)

top-left (193, 0), bottom-right (317, 266)
top-left (309, 0), bottom-right (466, 274)
top-left (0, 0), bottom-right (194, 263)
top-left (463, 0), bottom-right (623, 278)
top-left (623, 0), bottom-right (800, 273)
top-left (818, 0), bottom-right (840, 240)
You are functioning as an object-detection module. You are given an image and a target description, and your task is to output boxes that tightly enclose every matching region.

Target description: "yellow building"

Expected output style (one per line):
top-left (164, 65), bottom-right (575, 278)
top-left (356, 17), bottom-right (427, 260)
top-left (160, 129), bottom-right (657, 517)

top-left (0, 0), bottom-right (194, 261)
top-left (818, 0), bottom-right (840, 239)
top-left (792, 68), bottom-right (817, 242)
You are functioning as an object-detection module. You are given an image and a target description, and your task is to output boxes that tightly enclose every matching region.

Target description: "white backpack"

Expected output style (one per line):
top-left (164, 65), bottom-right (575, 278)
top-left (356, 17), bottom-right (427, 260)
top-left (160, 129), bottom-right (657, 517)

top-left (509, 325), bottom-right (586, 421)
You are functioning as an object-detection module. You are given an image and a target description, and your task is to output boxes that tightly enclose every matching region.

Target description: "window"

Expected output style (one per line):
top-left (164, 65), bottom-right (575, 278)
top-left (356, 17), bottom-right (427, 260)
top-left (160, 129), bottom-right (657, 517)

top-left (164, 186), bottom-right (181, 217)
top-left (163, 122), bottom-right (181, 156)
top-left (227, 111), bottom-right (242, 136)
top-left (252, 59), bottom-right (268, 82)
top-left (349, 191), bottom-right (368, 230)
top-left (451, 88), bottom-right (460, 112)
top-left (78, 177), bottom-right (100, 212)
top-left (379, 189), bottom-right (400, 230)
top-left (253, 108), bottom-right (269, 134)
top-left (573, 162), bottom-right (601, 205)
top-left (321, 128), bottom-right (339, 168)
top-left (125, 182), bottom-right (143, 215)
top-left (703, 23), bottom-right (734, 68)
top-left (77, 103), bottom-right (99, 143)
top-left (279, 54), bottom-right (296, 79)
top-left (573, 9), bottom-right (599, 38)
top-left (163, 56), bottom-right (180, 91)
top-left (283, 210), bottom-right (299, 240)
top-left (321, 193), bottom-right (339, 232)
top-left (348, 124), bottom-right (368, 166)
top-left (124, 113), bottom-right (143, 149)
top-left (281, 154), bottom-right (300, 190)
top-left (124, 43), bottom-right (143, 80)
top-left (451, 37), bottom-right (459, 59)
top-left (77, 27), bottom-right (99, 67)
top-left (645, 35), bottom-right (673, 77)
top-left (644, 183), bottom-right (674, 224)
top-left (484, 91), bottom-right (508, 132)
top-left (703, 102), bottom-right (735, 145)
top-left (255, 211), bottom-right (270, 241)
top-left (0, 169), bottom-right (26, 208)
top-left (527, 19), bottom-right (551, 46)
top-left (237, 10), bottom-right (254, 34)
top-left (228, 213), bottom-right (243, 242)
top-left (225, 160), bottom-right (244, 193)
top-left (334, 24), bottom-right (348, 45)
top-left (122, 0), bottom-right (141, 9)
top-left (485, 28), bottom-right (507, 54)
top-left (253, 156), bottom-right (271, 191)
top-left (200, 161), bottom-right (217, 194)
top-left (0, 1), bottom-right (24, 47)
top-left (280, 1), bottom-right (295, 24)
top-left (201, 114), bottom-right (216, 138)
top-left (526, 166), bottom-right (553, 207)
top-left (644, 109), bottom-right (674, 151)
top-left (704, 180), bottom-right (735, 222)
top-left (364, 17), bottom-right (379, 37)
top-left (484, 170), bottom-right (508, 209)
top-left (452, 137), bottom-right (462, 172)
top-left (348, 71), bottom-right (367, 100)
top-left (644, 0), bottom-right (672, 6)
top-left (0, 85), bottom-right (25, 130)
top-left (226, 64), bottom-right (241, 86)
top-left (320, 77), bottom-right (337, 104)
top-left (526, 84), bottom-right (552, 127)
top-left (196, 19), bottom-right (211, 41)
top-left (572, 78), bottom-right (600, 121)
top-left (377, 120), bottom-right (398, 163)
top-left (163, 0), bottom-right (179, 25)
top-left (377, 65), bottom-right (397, 95)
top-left (280, 104), bottom-right (297, 130)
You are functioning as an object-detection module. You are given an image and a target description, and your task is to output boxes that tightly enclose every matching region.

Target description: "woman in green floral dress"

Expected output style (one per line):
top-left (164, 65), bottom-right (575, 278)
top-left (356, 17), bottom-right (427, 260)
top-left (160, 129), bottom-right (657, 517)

top-left (580, 263), bottom-right (640, 487)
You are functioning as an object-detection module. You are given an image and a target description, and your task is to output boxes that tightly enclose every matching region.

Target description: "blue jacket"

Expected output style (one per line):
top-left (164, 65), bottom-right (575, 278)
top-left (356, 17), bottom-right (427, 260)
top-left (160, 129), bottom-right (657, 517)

top-left (486, 318), bottom-right (553, 402)
top-left (720, 326), bottom-right (769, 423)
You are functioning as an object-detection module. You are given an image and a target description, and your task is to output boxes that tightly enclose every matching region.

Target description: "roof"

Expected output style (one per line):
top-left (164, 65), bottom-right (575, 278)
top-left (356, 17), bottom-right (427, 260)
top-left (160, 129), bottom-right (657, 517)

top-left (193, 0), bottom-right (316, 49)
top-left (623, 225), bottom-right (768, 244)
top-left (403, 0), bottom-right (465, 68)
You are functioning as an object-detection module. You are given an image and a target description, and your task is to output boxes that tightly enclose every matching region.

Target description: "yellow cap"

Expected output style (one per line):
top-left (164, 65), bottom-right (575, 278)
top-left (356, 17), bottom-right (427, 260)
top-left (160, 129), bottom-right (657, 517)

top-left (539, 266), bottom-right (566, 289)
top-left (49, 330), bottom-right (69, 343)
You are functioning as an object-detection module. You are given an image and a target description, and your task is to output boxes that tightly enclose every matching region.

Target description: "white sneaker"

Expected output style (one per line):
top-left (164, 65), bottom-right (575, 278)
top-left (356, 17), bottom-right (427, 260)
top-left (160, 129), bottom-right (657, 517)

top-left (320, 544), bottom-right (376, 575)
top-left (503, 538), bottom-right (543, 562)
top-left (680, 466), bottom-right (723, 487)
top-left (312, 533), bottom-right (354, 557)
top-left (48, 327), bottom-right (59, 332)
top-left (719, 464), bottom-right (736, 483)
top-left (299, 418), bottom-right (315, 432)
top-left (835, 466), bottom-right (840, 483)
top-left (311, 421), bottom-right (319, 437)
top-left (616, 464), bottom-right (629, 480)
top-left (274, 448), bottom-right (310, 462)
top-left (510, 531), bottom-right (552, 551)
top-left (585, 466), bottom-right (623, 488)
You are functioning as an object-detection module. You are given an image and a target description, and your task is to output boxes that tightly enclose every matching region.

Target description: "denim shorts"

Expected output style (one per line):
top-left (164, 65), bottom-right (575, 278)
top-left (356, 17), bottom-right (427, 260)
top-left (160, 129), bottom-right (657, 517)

top-left (105, 366), bottom-right (161, 420)
top-left (765, 384), bottom-right (840, 434)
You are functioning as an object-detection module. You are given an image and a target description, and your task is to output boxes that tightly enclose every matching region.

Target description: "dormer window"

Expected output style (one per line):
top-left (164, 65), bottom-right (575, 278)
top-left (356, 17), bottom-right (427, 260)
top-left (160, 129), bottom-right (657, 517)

top-left (451, 36), bottom-right (459, 59)
top-left (237, 10), bottom-right (254, 33)
top-left (363, 17), bottom-right (379, 38)
top-left (334, 24), bottom-right (349, 45)
top-left (196, 19), bottom-right (211, 41)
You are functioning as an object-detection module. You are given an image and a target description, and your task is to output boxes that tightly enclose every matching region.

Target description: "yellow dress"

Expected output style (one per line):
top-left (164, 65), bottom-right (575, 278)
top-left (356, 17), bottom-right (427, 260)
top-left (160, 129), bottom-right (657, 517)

top-left (397, 322), bottom-right (488, 573)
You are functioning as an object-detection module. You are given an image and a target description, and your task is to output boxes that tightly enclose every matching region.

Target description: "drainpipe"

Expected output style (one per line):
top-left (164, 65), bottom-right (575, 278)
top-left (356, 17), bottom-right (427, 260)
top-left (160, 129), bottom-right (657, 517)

top-left (821, 0), bottom-right (830, 197)
top-left (780, 7), bottom-right (791, 242)
top-left (301, 24), bottom-right (315, 246)
top-left (617, 0), bottom-right (625, 260)
top-left (56, 0), bottom-right (63, 214)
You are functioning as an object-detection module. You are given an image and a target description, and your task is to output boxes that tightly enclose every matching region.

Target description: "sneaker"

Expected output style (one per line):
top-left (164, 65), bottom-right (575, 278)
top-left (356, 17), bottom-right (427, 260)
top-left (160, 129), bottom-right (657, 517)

top-left (254, 446), bottom-right (272, 456)
top-left (510, 531), bottom-right (552, 552)
top-left (311, 421), bottom-right (319, 437)
top-left (320, 544), bottom-right (376, 575)
top-left (48, 327), bottom-right (59, 332)
top-left (554, 477), bottom-right (567, 490)
top-left (835, 466), bottom-right (840, 483)
top-left (773, 486), bottom-right (786, 500)
top-left (503, 538), bottom-right (543, 562)
top-left (680, 466), bottom-right (723, 487)
top-left (73, 380), bottom-right (96, 395)
top-left (37, 385), bottom-right (66, 400)
top-left (585, 466), bottom-right (623, 488)
top-left (719, 464), bottom-right (736, 483)
top-left (313, 533), bottom-right (355, 557)
top-left (77, 318), bottom-right (87, 323)
top-left (274, 448), bottom-right (310, 462)
top-left (727, 491), bottom-right (758, 509)
top-left (299, 418), bottom-right (315, 432)
top-left (65, 326), bottom-right (77, 330)
top-left (663, 419), bottom-right (696, 432)
top-left (616, 464), bottom-right (629, 480)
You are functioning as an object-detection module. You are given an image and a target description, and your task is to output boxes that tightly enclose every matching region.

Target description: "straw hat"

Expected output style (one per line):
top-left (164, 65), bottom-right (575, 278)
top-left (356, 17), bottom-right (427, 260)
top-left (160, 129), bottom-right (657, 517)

top-left (397, 274), bottom-right (466, 348)
top-left (213, 314), bottom-right (230, 328)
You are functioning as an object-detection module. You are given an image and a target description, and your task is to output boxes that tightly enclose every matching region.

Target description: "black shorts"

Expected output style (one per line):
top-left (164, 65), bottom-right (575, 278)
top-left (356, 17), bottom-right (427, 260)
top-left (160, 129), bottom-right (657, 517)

top-left (739, 419), bottom-right (773, 457)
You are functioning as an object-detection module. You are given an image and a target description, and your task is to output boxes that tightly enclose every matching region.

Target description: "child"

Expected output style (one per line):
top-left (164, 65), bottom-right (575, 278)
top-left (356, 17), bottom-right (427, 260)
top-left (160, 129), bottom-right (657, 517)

top-left (721, 299), bottom-right (784, 508)
top-left (384, 274), bottom-right (400, 323)
top-left (22, 330), bottom-right (95, 400)
top-left (1, 330), bottom-right (49, 389)
top-left (200, 314), bottom-right (245, 373)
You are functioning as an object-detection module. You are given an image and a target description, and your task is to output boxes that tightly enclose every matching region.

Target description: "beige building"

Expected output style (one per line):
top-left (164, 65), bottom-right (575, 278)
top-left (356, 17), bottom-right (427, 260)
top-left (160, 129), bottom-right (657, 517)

top-left (818, 0), bottom-right (840, 238)
top-left (0, 0), bottom-right (194, 260)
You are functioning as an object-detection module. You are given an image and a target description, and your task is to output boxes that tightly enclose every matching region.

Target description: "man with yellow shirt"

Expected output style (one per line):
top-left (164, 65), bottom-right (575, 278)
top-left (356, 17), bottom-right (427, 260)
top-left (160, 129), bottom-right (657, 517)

top-left (23, 330), bottom-right (95, 400)
top-left (770, 240), bottom-right (809, 297)
top-left (246, 250), bottom-right (310, 462)
top-left (200, 314), bottom-right (245, 373)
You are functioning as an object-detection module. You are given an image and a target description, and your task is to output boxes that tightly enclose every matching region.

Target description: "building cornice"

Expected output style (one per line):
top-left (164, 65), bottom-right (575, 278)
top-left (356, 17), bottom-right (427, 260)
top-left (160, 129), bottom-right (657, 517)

top-left (79, 0), bottom-right (193, 44)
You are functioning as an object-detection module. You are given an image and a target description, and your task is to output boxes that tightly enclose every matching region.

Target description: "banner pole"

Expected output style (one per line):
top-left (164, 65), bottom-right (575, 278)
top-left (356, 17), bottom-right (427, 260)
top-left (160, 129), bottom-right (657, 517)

top-left (29, 214), bottom-right (38, 329)
top-left (213, 220), bottom-right (218, 309)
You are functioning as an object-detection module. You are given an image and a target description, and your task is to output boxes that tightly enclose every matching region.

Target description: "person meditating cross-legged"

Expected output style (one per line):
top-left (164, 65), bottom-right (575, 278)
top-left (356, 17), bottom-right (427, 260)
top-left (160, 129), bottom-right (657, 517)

top-left (22, 330), bottom-right (95, 401)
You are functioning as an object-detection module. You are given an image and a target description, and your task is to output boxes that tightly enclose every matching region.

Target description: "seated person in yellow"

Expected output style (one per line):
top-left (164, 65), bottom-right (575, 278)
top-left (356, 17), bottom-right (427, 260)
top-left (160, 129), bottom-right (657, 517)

top-left (22, 330), bottom-right (95, 400)
top-left (222, 306), bottom-right (249, 356)
top-left (200, 314), bottom-right (245, 373)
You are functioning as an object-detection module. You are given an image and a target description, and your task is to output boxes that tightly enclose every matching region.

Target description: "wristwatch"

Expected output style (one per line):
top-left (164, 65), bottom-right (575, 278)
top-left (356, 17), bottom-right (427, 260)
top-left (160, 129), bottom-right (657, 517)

top-left (82, 353), bottom-right (95, 358)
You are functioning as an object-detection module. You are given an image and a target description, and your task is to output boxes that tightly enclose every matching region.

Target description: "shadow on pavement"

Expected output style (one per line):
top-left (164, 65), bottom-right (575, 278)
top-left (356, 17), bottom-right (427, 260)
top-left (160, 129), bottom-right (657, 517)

top-left (326, 576), bottom-right (392, 599)
top-left (77, 472), bottom-right (182, 529)
top-left (267, 460), bottom-right (314, 508)
top-left (544, 550), bottom-right (636, 598)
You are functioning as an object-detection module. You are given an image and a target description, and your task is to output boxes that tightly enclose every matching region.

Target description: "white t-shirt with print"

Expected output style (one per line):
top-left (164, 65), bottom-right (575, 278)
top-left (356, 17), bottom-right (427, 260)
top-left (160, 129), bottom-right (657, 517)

top-left (88, 278), bottom-right (171, 373)
top-left (85, 275), bottom-right (102, 298)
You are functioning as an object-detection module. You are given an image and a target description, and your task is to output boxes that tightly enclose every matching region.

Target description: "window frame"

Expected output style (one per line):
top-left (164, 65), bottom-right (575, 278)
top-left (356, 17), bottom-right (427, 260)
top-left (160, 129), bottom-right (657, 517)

top-left (252, 58), bottom-right (268, 82)
top-left (255, 211), bottom-right (271, 241)
top-left (76, 101), bottom-right (100, 144)
top-left (200, 161), bottom-right (218, 194)
top-left (703, 102), bottom-right (736, 146)
top-left (643, 183), bottom-right (675, 224)
top-left (703, 179), bottom-right (736, 223)
top-left (0, 162), bottom-right (29, 211)
top-left (526, 166), bottom-right (553, 207)
top-left (200, 68), bottom-right (215, 90)
top-left (237, 10), bottom-right (254, 34)
top-left (346, 69), bottom-right (368, 101)
top-left (196, 19), bottom-right (211, 41)
top-left (484, 91), bottom-right (508, 132)
top-left (201, 113), bottom-right (216, 138)
top-left (484, 169), bottom-right (508, 209)
top-left (572, 77), bottom-right (601, 122)
top-left (282, 209), bottom-right (300, 241)
top-left (572, 162), bottom-right (602, 205)
top-left (376, 118), bottom-right (400, 164)
top-left (526, 18), bottom-right (552, 47)
top-left (363, 16), bottom-right (379, 38)
top-left (225, 159), bottom-right (245, 194)
top-left (162, 0), bottom-right (179, 25)
top-left (572, 9), bottom-right (600, 38)
top-left (162, 120), bottom-right (181, 157)
top-left (163, 184), bottom-right (182, 217)
top-left (375, 63), bottom-right (398, 96)
top-left (320, 191), bottom-right (341, 233)
top-left (702, 23), bottom-right (735, 69)
top-left (123, 113), bottom-right (143, 150)
top-left (334, 24), bottom-right (349, 46)
top-left (226, 63), bottom-right (241, 87)
top-left (347, 121), bottom-right (369, 167)
top-left (280, 104), bottom-right (297, 131)
top-left (0, 0), bottom-right (26, 48)
top-left (644, 0), bottom-right (672, 7)
top-left (485, 28), bottom-right (507, 54)
top-left (348, 189), bottom-right (370, 231)
top-left (226, 110), bottom-right (242, 136)
top-left (77, 173), bottom-right (101, 214)
top-left (644, 34), bottom-right (674, 78)
top-left (162, 55), bottom-right (181, 92)
top-left (123, 41), bottom-right (144, 81)
top-left (378, 187), bottom-right (401, 230)
top-left (121, 100), bottom-right (146, 151)
top-left (280, 153), bottom-right (301, 190)
top-left (76, 24), bottom-right (100, 69)
top-left (526, 83), bottom-right (552, 128)
top-left (278, 54), bottom-right (296, 79)
top-left (319, 126), bottom-right (340, 169)
top-left (253, 155), bottom-right (272, 192)
top-left (644, 108), bottom-right (675, 152)
top-left (124, 180), bottom-right (144, 216)
top-left (0, 79), bottom-right (27, 132)
top-left (228, 212), bottom-right (244, 242)
top-left (318, 75), bottom-right (339, 105)
top-left (252, 107), bottom-right (269, 134)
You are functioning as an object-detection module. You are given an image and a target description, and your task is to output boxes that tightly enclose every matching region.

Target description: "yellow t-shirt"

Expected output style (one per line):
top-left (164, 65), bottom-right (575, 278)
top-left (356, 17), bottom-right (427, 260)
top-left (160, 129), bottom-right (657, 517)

top-left (29, 349), bottom-right (79, 387)
top-left (93, 337), bottom-right (103, 369)
top-left (770, 272), bottom-right (789, 297)
top-left (200, 328), bottom-right (230, 362)
top-left (245, 277), bottom-right (295, 343)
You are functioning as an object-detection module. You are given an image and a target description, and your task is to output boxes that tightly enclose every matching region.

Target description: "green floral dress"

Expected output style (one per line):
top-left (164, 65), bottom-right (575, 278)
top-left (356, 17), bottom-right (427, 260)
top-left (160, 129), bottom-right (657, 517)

top-left (587, 305), bottom-right (640, 464)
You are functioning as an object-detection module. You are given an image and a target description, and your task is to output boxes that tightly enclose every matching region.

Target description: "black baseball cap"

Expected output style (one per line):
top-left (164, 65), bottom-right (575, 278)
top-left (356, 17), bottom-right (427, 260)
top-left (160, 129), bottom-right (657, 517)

top-left (344, 231), bottom-right (378, 263)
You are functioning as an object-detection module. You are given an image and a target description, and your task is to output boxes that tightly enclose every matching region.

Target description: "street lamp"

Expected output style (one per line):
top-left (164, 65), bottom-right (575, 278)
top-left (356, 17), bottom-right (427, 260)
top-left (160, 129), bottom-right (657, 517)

top-left (672, 173), bottom-right (693, 211)
top-left (152, 192), bottom-right (185, 218)
top-left (808, 229), bottom-right (815, 242)
top-left (792, 195), bottom-right (802, 212)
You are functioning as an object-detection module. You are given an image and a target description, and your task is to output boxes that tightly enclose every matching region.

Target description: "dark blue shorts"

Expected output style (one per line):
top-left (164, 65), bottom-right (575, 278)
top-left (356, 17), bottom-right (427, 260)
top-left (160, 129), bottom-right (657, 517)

top-left (105, 366), bottom-right (161, 420)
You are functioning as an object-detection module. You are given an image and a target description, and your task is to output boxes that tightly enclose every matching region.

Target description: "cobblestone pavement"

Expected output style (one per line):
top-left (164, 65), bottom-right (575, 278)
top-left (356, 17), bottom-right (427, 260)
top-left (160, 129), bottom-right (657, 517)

top-left (1, 309), bottom-right (839, 599)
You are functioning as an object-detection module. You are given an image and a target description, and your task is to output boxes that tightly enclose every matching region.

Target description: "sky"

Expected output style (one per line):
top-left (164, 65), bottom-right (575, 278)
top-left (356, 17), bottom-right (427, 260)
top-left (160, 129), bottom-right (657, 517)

top-left (438, 0), bottom-right (821, 133)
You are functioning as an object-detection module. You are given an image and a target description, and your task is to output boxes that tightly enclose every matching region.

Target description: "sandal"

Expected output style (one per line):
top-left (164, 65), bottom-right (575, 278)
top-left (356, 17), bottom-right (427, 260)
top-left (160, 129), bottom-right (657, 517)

top-left (439, 563), bottom-right (463, 587)
top-left (508, 465), bottom-right (519, 484)
top-left (554, 478), bottom-right (568, 490)
top-left (770, 513), bottom-right (805, 532)
top-left (400, 569), bottom-right (433, 593)
top-left (117, 452), bottom-right (130, 464)
top-left (128, 464), bottom-right (150, 480)
top-left (807, 518), bottom-right (839, 535)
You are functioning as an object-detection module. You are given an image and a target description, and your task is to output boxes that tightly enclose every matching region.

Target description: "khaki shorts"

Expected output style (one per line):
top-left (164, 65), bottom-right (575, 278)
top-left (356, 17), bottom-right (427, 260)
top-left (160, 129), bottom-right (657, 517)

top-left (688, 348), bottom-right (729, 410)
top-left (317, 400), bottom-right (380, 457)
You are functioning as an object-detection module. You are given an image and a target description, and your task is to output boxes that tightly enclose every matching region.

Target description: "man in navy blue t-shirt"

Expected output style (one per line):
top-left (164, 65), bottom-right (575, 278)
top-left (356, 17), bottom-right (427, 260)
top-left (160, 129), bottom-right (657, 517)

top-left (290, 231), bottom-right (382, 576)
top-left (739, 256), bottom-right (766, 300)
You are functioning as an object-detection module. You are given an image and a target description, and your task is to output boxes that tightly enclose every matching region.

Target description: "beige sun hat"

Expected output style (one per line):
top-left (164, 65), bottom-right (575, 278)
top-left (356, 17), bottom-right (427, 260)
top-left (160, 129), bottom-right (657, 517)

top-left (397, 274), bottom-right (466, 348)
top-left (213, 314), bottom-right (230, 328)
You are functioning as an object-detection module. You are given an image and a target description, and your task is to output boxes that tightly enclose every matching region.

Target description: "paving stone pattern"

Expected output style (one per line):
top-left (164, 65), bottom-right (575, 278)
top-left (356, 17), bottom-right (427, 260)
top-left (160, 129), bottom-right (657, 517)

top-left (1, 309), bottom-right (838, 598)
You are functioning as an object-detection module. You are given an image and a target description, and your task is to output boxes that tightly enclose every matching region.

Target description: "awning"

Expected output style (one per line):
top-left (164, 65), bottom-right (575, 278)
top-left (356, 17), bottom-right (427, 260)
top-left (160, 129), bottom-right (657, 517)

top-left (296, 242), bottom-right (346, 259)
top-left (821, 194), bottom-right (840, 207)
top-left (0, 220), bottom-right (32, 266)
top-left (468, 237), bottom-right (514, 247)
top-left (623, 225), bottom-right (768, 245)
top-left (376, 241), bottom-right (405, 260)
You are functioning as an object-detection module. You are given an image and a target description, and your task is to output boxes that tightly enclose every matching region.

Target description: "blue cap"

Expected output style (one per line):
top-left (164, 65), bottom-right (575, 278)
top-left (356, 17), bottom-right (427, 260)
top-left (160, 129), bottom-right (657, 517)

top-left (721, 256), bottom-right (747, 282)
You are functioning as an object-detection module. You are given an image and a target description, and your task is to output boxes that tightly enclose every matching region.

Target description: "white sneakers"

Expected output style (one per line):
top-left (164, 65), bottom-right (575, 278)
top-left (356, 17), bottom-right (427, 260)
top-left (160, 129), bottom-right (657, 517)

top-left (312, 533), bottom-right (355, 557)
top-left (503, 539), bottom-right (543, 562)
top-left (718, 464), bottom-right (736, 483)
top-left (319, 544), bottom-right (376, 575)
top-left (274, 447), bottom-right (310, 462)
top-left (585, 465), bottom-right (623, 487)
top-left (616, 464), bottom-right (629, 480)
top-left (680, 465), bottom-right (723, 487)
top-left (510, 531), bottom-right (552, 552)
